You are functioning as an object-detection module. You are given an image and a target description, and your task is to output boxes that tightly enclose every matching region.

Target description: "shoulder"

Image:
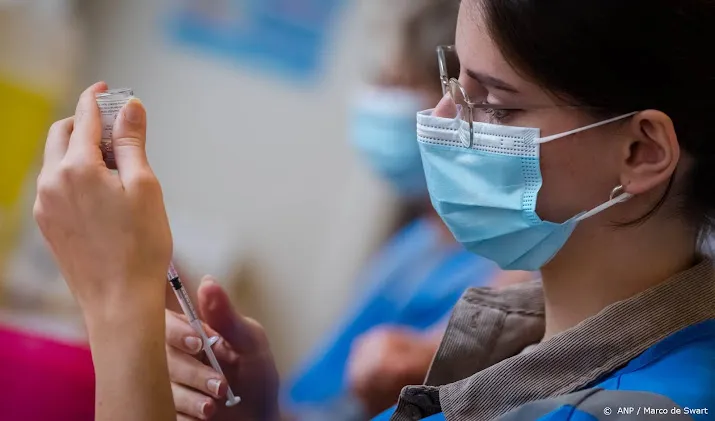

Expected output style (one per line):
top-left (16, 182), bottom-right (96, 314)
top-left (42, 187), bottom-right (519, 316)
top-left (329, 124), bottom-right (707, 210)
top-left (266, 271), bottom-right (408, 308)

top-left (366, 217), bottom-right (436, 267)
top-left (592, 320), bottom-right (715, 417)
top-left (354, 217), bottom-right (436, 291)
top-left (387, 217), bottom-right (436, 246)
top-left (498, 320), bottom-right (715, 421)
top-left (499, 388), bottom-right (711, 421)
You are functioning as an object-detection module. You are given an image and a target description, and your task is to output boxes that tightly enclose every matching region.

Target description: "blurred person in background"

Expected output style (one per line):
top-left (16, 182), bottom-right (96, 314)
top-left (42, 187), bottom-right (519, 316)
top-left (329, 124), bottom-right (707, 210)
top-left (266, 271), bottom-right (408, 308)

top-left (282, 1), bottom-right (531, 418)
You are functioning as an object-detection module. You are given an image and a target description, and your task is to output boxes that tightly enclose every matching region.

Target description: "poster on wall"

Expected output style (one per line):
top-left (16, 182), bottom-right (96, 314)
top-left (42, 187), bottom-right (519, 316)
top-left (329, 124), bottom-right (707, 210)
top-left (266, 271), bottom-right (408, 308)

top-left (165, 0), bottom-right (348, 84)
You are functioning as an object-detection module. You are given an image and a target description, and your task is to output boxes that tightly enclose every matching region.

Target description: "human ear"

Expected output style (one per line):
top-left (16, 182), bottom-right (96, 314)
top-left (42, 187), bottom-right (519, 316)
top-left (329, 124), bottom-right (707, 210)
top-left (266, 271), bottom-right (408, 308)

top-left (619, 110), bottom-right (679, 194)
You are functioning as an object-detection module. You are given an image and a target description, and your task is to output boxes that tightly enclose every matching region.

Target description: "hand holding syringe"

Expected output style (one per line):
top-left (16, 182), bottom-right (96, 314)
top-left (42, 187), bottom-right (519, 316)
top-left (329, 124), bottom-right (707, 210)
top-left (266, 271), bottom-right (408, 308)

top-left (167, 263), bottom-right (242, 407)
top-left (96, 88), bottom-right (241, 407)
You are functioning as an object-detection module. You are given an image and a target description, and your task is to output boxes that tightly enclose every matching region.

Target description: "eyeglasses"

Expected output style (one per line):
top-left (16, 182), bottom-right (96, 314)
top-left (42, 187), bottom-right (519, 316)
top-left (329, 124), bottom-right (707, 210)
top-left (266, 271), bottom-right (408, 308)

top-left (437, 45), bottom-right (526, 146)
top-left (437, 45), bottom-right (614, 148)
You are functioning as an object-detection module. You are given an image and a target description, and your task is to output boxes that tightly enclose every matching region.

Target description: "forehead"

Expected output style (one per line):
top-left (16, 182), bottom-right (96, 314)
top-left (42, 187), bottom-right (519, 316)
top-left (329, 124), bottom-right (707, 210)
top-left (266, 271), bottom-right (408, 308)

top-left (455, 4), bottom-right (506, 75)
top-left (454, 2), bottom-right (538, 94)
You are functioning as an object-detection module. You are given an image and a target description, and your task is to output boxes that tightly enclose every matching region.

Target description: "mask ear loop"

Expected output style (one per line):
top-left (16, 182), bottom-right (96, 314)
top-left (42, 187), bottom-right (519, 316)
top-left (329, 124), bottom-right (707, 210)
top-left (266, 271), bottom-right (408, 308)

top-left (575, 185), bottom-right (633, 222)
top-left (535, 112), bottom-right (639, 144)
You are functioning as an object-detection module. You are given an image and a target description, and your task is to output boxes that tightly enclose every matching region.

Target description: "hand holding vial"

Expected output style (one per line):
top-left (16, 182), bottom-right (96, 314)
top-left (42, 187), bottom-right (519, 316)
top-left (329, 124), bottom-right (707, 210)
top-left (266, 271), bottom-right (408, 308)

top-left (35, 82), bottom-right (172, 316)
top-left (34, 82), bottom-right (176, 420)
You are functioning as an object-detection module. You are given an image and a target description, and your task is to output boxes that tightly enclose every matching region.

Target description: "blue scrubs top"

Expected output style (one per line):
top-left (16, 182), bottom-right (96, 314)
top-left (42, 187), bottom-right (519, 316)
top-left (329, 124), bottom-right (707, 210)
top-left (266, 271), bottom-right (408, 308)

top-left (283, 216), bottom-right (497, 411)
top-left (374, 319), bottom-right (715, 420)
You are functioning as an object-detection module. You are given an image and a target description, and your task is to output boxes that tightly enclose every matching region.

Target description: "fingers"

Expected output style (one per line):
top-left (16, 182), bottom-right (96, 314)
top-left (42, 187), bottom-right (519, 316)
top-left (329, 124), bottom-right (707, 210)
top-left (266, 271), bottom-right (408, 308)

top-left (177, 416), bottom-right (202, 421)
top-left (198, 276), bottom-right (268, 354)
top-left (166, 310), bottom-right (211, 354)
top-left (112, 98), bottom-right (151, 185)
top-left (66, 82), bottom-right (107, 163)
top-left (165, 310), bottom-right (238, 363)
top-left (172, 383), bottom-right (217, 421)
top-left (167, 346), bottom-right (228, 400)
top-left (43, 117), bottom-right (73, 170)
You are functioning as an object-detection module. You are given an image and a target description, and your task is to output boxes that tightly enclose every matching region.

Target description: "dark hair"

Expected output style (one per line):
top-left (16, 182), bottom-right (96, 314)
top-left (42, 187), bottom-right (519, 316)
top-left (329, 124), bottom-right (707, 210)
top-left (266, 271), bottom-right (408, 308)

top-left (478, 0), bottom-right (715, 228)
top-left (400, 0), bottom-right (461, 84)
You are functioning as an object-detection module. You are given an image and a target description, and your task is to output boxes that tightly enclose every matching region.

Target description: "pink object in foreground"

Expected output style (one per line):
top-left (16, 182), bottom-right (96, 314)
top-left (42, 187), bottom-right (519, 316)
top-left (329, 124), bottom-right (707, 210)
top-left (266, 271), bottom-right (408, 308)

top-left (0, 325), bottom-right (94, 421)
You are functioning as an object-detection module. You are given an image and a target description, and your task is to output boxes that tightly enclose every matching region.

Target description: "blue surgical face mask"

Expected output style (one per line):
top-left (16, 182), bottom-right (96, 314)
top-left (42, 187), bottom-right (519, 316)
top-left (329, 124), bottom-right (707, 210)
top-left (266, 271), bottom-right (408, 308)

top-left (350, 87), bottom-right (430, 198)
top-left (416, 109), bottom-right (637, 271)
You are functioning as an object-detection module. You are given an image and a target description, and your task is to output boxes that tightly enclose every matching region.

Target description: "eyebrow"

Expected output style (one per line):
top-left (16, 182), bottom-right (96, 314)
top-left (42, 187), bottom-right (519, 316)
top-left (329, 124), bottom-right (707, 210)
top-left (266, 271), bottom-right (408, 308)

top-left (465, 68), bottom-right (519, 93)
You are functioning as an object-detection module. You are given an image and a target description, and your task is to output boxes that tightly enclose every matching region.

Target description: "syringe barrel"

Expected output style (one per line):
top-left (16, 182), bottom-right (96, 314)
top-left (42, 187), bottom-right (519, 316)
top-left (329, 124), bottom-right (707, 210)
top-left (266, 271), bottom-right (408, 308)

top-left (171, 285), bottom-right (199, 322)
top-left (167, 263), bottom-right (199, 322)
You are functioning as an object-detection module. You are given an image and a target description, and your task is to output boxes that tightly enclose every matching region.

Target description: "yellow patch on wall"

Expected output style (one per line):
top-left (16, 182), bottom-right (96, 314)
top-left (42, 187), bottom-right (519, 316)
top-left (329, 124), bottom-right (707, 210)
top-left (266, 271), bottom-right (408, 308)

top-left (0, 77), bottom-right (53, 208)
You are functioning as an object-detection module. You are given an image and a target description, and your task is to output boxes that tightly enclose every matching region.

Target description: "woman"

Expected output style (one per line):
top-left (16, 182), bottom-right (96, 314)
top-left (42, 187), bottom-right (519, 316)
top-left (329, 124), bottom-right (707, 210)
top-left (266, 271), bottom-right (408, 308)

top-left (35, 0), bottom-right (715, 420)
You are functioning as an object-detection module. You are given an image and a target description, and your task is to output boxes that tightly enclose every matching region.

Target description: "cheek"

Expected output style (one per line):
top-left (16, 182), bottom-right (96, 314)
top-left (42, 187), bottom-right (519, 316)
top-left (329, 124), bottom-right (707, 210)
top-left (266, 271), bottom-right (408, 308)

top-left (535, 135), bottom-right (614, 223)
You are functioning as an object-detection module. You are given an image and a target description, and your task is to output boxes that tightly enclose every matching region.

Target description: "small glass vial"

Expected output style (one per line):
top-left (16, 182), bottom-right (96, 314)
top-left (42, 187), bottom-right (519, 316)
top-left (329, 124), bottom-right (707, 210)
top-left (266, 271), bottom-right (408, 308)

top-left (95, 88), bottom-right (134, 169)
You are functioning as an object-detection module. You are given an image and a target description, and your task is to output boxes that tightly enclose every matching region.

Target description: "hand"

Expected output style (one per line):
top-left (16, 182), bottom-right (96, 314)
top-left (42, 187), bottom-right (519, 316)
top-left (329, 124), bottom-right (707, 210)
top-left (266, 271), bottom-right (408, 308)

top-left (34, 82), bottom-right (172, 319)
top-left (166, 276), bottom-right (280, 421)
top-left (347, 326), bottom-right (440, 417)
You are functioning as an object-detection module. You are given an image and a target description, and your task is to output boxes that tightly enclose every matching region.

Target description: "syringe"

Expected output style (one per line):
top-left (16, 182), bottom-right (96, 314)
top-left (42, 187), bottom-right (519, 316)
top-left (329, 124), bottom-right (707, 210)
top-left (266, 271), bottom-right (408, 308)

top-left (167, 263), bottom-right (241, 407)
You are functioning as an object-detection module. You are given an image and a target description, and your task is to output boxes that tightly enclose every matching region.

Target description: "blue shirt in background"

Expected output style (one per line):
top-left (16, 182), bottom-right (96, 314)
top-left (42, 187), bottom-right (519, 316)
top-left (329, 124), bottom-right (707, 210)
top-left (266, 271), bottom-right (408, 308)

top-left (283, 216), bottom-right (497, 414)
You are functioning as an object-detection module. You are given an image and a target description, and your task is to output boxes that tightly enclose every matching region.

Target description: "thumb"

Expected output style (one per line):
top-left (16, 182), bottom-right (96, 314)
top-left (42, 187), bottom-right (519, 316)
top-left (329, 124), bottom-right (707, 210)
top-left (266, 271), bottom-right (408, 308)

top-left (197, 276), bottom-right (264, 354)
top-left (112, 98), bottom-right (150, 182)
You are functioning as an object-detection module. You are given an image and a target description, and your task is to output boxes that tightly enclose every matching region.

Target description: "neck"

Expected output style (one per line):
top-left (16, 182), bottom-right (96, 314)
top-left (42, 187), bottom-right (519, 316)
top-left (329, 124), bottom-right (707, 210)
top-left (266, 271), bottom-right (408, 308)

top-left (539, 215), bottom-right (698, 341)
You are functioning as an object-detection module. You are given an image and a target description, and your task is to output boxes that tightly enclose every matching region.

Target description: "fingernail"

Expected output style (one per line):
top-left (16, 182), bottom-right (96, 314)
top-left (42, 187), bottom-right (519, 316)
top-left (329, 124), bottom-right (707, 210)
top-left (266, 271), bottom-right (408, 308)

top-left (200, 401), bottom-right (215, 417)
top-left (123, 98), bottom-right (144, 124)
top-left (208, 335), bottom-right (220, 347)
top-left (184, 336), bottom-right (202, 353)
top-left (207, 379), bottom-right (223, 397)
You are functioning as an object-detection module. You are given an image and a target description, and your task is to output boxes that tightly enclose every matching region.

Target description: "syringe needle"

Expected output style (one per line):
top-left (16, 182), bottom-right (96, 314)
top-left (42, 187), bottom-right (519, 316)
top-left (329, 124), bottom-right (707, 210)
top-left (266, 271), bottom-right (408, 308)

top-left (167, 263), bottom-right (241, 407)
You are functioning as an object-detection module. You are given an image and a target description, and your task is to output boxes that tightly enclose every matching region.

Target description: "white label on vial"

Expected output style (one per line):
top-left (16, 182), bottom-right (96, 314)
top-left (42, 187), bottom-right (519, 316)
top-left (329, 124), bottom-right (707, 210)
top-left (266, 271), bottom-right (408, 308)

top-left (98, 97), bottom-right (131, 163)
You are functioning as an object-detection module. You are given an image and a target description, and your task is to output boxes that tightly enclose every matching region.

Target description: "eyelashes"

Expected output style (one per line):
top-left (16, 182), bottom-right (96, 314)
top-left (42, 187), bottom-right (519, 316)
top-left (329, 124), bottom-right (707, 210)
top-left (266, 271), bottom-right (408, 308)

top-left (481, 107), bottom-right (519, 123)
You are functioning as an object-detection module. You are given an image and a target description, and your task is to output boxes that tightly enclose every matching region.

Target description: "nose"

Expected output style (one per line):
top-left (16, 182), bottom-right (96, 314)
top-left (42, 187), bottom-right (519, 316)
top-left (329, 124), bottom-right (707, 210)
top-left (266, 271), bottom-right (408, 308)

top-left (432, 93), bottom-right (458, 119)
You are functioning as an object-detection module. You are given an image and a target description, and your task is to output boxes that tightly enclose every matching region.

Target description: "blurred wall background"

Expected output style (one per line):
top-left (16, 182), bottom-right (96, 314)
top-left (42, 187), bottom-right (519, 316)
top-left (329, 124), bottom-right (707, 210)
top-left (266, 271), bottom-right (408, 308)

top-left (0, 0), bottom-right (87, 339)
top-left (1, 0), bottom-right (424, 374)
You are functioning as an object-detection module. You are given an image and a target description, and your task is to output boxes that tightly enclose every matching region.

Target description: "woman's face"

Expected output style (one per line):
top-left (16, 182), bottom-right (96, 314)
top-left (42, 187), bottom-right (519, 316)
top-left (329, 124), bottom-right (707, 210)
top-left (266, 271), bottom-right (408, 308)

top-left (433, 3), bottom-right (632, 223)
